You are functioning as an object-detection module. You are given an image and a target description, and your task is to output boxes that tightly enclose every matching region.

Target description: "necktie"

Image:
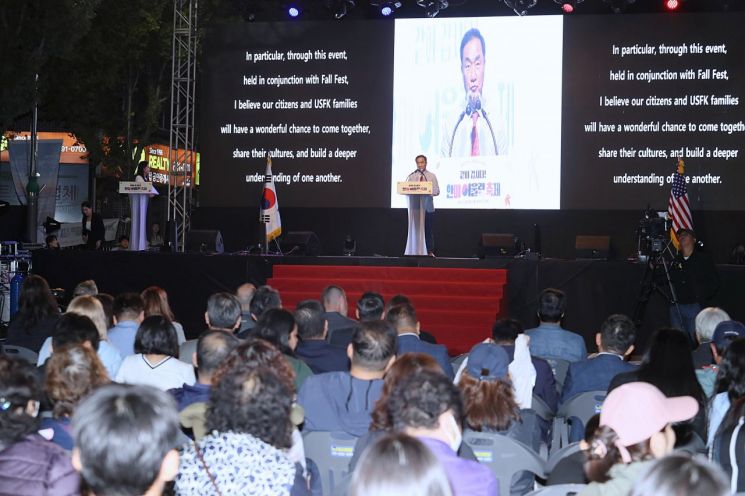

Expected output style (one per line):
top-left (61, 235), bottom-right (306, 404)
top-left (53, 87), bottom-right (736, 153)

top-left (419, 172), bottom-right (426, 182)
top-left (471, 112), bottom-right (480, 156)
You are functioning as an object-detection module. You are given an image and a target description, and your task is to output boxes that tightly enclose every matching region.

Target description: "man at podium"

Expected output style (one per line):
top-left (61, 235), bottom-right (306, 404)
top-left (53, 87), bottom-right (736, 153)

top-left (406, 155), bottom-right (440, 256)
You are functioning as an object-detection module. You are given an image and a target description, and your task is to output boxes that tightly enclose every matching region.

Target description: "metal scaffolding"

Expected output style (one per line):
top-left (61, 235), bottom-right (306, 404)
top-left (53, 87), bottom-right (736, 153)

top-left (167, 0), bottom-right (198, 252)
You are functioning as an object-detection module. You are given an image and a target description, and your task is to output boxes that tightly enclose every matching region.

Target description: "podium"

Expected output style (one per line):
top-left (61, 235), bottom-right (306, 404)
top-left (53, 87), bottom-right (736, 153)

top-left (397, 181), bottom-right (432, 256)
top-left (119, 181), bottom-right (158, 251)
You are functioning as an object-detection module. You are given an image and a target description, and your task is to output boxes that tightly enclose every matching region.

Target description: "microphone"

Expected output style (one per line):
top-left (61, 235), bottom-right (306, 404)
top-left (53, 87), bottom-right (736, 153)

top-left (466, 98), bottom-right (482, 116)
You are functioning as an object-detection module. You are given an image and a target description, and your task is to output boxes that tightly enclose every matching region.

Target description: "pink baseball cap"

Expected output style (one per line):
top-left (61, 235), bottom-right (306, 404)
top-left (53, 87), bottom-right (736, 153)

top-left (600, 382), bottom-right (699, 447)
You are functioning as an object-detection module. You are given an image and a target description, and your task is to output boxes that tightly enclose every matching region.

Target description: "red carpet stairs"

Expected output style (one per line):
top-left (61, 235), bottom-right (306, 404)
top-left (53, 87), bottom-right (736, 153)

top-left (268, 265), bottom-right (508, 355)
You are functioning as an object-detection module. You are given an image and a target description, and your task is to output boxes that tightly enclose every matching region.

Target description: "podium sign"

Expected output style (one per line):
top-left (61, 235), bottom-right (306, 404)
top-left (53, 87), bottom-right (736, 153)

top-left (397, 181), bottom-right (432, 195)
top-left (118, 181), bottom-right (154, 194)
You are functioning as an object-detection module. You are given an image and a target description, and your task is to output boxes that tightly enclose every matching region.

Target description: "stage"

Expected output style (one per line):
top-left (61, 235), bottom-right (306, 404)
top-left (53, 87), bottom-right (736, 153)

top-left (30, 250), bottom-right (745, 354)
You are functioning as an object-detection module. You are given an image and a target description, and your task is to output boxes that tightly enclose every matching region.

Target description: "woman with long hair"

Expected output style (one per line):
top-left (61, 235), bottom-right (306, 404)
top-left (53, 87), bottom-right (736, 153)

top-left (43, 344), bottom-right (110, 450)
top-left (80, 201), bottom-right (105, 250)
top-left (5, 275), bottom-right (60, 352)
top-left (141, 286), bottom-right (186, 344)
top-left (0, 355), bottom-right (79, 494)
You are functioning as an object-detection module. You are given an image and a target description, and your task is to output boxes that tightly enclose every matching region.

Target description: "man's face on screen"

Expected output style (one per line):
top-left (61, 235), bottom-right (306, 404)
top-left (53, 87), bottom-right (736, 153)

top-left (461, 37), bottom-right (485, 106)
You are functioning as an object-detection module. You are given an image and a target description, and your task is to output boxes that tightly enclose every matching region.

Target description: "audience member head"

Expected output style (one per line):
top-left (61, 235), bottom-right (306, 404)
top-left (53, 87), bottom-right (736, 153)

top-left (141, 286), bottom-right (177, 321)
top-left (695, 307), bottom-right (731, 345)
top-left (350, 432), bottom-right (453, 496)
top-left (711, 320), bottom-right (745, 362)
top-left (370, 353), bottom-right (443, 431)
top-left (386, 303), bottom-right (419, 335)
top-left (491, 318), bottom-right (522, 344)
top-left (235, 283), bottom-right (256, 312)
top-left (113, 292), bottom-right (145, 324)
top-left (0, 355), bottom-right (42, 451)
top-left (16, 274), bottom-right (58, 331)
top-left (357, 292), bottom-right (385, 322)
top-left (45, 345), bottom-right (109, 418)
top-left (458, 343), bottom-right (519, 431)
top-left (205, 292), bottom-right (241, 331)
top-left (207, 360), bottom-right (293, 449)
top-left (295, 302), bottom-right (327, 340)
top-left (195, 331), bottom-right (240, 384)
top-left (212, 339), bottom-right (296, 395)
top-left (715, 338), bottom-right (745, 407)
top-left (72, 279), bottom-right (98, 298)
top-left (537, 288), bottom-right (565, 323)
top-left (94, 293), bottom-right (115, 329)
top-left (387, 371), bottom-right (464, 451)
top-left (585, 382), bottom-right (698, 482)
top-left (67, 295), bottom-right (108, 340)
top-left (118, 235), bottom-right (130, 249)
top-left (385, 294), bottom-right (412, 315)
top-left (295, 298), bottom-right (324, 312)
top-left (251, 308), bottom-right (298, 354)
top-left (349, 320), bottom-right (397, 377)
top-left (249, 285), bottom-right (282, 321)
top-left (597, 314), bottom-right (636, 356)
top-left (72, 384), bottom-right (181, 496)
top-left (322, 285), bottom-right (348, 315)
top-left (637, 327), bottom-right (705, 404)
top-left (135, 315), bottom-right (179, 357)
top-left (630, 453), bottom-right (729, 496)
top-left (45, 234), bottom-right (59, 249)
top-left (52, 313), bottom-right (100, 352)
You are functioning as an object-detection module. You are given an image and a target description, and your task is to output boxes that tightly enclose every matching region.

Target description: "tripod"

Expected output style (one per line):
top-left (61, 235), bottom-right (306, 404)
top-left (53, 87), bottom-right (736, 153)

top-left (633, 238), bottom-right (684, 335)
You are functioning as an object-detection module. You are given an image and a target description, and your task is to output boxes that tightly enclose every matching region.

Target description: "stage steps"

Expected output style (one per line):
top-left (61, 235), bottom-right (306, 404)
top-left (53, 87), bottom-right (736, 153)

top-left (267, 265), bottom-right (508, 355)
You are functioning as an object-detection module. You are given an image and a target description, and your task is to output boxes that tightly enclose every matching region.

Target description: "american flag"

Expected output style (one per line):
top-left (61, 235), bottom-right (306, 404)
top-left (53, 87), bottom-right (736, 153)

top-left (668, 159), bottom-right (692, 243)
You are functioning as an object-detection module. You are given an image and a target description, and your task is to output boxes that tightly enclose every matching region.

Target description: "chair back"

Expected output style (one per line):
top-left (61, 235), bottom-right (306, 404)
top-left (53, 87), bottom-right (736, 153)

top-left (546, 442), bottom-right (583, 474)
top-left (543, 358), bottom-right (571, 391)
top-left (303, 431), bottom-right (358, 496)
top-left (525, 483), bottom-right (588, 495)
top-left (463, 429), bottom-right (546, 496)
top-left (2, 344), bottom-right (39, 364)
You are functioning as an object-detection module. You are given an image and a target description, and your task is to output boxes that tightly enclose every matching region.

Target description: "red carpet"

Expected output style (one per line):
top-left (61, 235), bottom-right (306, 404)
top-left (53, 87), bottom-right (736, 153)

top-left (268, 265), bottom-right (508, 355)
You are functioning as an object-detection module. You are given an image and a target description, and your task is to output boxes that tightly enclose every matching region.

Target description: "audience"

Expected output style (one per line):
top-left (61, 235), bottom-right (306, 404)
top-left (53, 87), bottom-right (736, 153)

top-left (72, 279), bottom-right (98, 298)
top-left (708, 337), bottom-right (745, 449)
top-left (43, 314), bottom-right (102, 377)
top-left (176, 345), bottom-right (306, 495)
top-left (631, 453), bottom-right (729, 496)
top-left (0, 355), bottom-right (79, 495)
top-left (5, 274), bottom-right (61, 353)
top-left (609, 327), bottom-right (707, 441)
top-left (94, 293), bottom-right (115, 329)
top-left (298, 320), bottom-right (396, 436)
top-left (525, 288), bottom-right (587, 363)
top-left (180, 292), bottom-right (242, 361)
top-left (236, 284), bottom-right (282, 339)
top-left (235, 282), bottom-right (257, 333)
top-left (72, 384), bottom-right (181, 496)
top-left (387, 370), bottom-right (499, 496)
top-left (562, 314), bottom-right (637, 403)
top-left (322, 284), bottom-right (357, 340)
top-left (115, 315), bottom-right (196, 390)
top-left (330, 291), bottom-right (385, 348)
top-left (37, 295), bottom-right (123, 377)
top-left (107, 292), bottom-right (145, 357)
top-left (141, 286), bottom-right (187, 344)
top-left (294, 299), bottom-right (350, 373)
top-left (701, 320), bottom-right (745, 400)
top-left (43, 345), bottom-right (109, 450)
top-left (386, 303), bottom-right (453, 379)
top-left (580, 382), bottom-right (698, 496)
top-left (693, 307), bottom-right (730, 368)
top-left (350, 432), bottom-right (452, 496)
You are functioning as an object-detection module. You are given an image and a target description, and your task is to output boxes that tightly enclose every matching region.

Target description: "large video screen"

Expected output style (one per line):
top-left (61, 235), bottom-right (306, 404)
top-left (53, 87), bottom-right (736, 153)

top-left (198, 13), bottom-right (745, 211)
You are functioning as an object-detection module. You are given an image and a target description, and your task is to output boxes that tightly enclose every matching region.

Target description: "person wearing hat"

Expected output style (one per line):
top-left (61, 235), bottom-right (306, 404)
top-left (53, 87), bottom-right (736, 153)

top-left (580, 382), bottom-right (699, 496)
top-left (670, 227), bottom-right (720, 346)
top-left (457, 342), bottom-right (541, 495)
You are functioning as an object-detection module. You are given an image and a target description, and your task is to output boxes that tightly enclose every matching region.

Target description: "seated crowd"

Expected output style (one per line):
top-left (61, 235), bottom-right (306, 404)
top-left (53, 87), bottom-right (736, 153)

top-left (1, 277), bottom-right (744, 496)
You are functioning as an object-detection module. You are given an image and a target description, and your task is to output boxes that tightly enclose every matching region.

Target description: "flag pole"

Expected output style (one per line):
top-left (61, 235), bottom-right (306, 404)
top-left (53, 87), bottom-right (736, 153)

top-left (263, 156), bottom-right (271, 255)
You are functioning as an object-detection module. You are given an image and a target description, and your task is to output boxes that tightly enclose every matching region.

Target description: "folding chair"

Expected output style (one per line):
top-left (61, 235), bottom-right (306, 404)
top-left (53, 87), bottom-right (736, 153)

top-left (303, 431), bottom-right (358, 496)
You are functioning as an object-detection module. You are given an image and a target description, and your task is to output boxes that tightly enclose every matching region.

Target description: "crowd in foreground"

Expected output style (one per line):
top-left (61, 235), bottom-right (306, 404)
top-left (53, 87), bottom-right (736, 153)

top-left (0, 277), bottom-right (743, 496)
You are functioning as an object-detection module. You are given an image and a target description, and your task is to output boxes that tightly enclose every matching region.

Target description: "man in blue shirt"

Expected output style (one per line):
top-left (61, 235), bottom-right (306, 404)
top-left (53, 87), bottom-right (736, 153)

top-left (525, 288), bottom-right (587, 363)
top-left (386, 303), bottom-right (453, 379)
top-left (107, 293), bottom-right (145, 357)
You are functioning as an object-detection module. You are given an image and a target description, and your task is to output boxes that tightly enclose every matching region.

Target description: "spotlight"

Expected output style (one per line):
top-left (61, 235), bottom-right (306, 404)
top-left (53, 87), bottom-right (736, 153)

top-left (417, 0), bottom-right (448, 17)
top-left (554, 0), bottom-right (583, 13)
top-left (562, 2), bottom-right (574, 12)
top-left (343, 234), bottom-right (356, 256)
top-left (288, 6), bottom-right (300, 17)
top-left (665, 0), bottom-right (679, 10)
top-left (374, 0), bottom-right (401, 16)
top-left (503, 0), bottom-right (537, 16)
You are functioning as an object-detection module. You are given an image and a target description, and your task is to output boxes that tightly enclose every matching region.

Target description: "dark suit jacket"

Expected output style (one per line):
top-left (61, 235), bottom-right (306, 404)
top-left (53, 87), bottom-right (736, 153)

top-left (397, 334), bottom-right (453, 379)
top-left (561, 353), bottom-right (637, 404)
top-left (296, 340), bottom-right (350, 374)
top-left (501, 344), bottom-right (559, 412)
top-left (82, 212), bottom-right (105, 249)
top-left (325, 312), bottom-right (358, 347)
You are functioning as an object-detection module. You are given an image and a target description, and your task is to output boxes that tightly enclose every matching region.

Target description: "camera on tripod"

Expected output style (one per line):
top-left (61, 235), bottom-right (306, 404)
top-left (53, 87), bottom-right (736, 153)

top-left (636, 208), bottom-right (671, 262)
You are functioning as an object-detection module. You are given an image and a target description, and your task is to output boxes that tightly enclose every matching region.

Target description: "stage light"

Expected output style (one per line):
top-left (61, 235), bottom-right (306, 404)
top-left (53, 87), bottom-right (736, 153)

top-left (375, 0), bottom-right (401, 16)
top-left (665, 0), bottom-right (679, 10)
top-left (562, 2), bottom-right (574, 12)
top-left (288, 6), bottom-right (300, 17)
top-left (503, 0), bottom-right (537, 15)
top-left (554, 0), bottom-right (583, 13)
top-left (417, 0), bottom-right (448, 18)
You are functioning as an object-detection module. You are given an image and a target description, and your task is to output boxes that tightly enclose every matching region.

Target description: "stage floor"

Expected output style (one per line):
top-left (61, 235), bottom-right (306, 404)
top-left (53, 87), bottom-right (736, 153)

top-left (31, 250), bottom-right (745, 353)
